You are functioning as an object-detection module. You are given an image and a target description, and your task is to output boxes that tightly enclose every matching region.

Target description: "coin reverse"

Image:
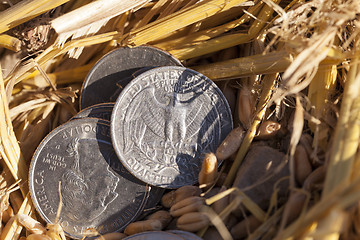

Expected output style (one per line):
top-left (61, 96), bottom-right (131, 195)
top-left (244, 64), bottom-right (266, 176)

top-left (111, 66), bottom-right (233, 189)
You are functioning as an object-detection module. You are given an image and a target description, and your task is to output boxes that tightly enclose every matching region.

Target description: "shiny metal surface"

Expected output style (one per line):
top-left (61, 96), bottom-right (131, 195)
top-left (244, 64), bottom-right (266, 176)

top-left (29, 118), bottom-right (150, 238)
top-left (111, 66), bottom-right (233, 189)
top-left (80, 46), bottom-right (182, 109)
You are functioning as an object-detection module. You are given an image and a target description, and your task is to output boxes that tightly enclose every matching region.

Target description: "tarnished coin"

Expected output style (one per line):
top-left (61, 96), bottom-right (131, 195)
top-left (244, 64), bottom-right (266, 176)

top-left (111, 66), bottom-right (233, 189)
top-left (167, 230), bottom-right (203, 240)
top-left (123, 231), bottom-right (184, 240)
top-left (80, 45), bottom-right (182, 109)
top-left (29, 118), bottom-right (151, 239)
top-left (71, 103), bottom-right (114, 121)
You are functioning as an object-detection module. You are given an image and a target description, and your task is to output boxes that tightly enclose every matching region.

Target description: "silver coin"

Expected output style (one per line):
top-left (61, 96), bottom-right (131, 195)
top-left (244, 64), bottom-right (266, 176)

top-left (124, 231), bottom-right (185, 240)
top-left (29, 118), bottom-right (150, 239)
top-left (111, 66), bottom-right (233, 189)
top-left (80, 46), bottom-right (182, 109)
top-left (167, 230), bottom-right (203, 240)
top-left (71, 103), bottom-right (114, 121)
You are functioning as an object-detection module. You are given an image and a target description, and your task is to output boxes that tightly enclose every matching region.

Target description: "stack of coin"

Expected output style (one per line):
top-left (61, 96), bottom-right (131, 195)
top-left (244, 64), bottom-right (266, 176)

top-left (29, 46), bottom-right (233, 238)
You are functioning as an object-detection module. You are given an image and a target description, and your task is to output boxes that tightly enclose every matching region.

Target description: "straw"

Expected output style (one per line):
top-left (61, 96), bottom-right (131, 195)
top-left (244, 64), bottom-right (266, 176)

top-left (0, 64), bottom-right (29, 195)
top-left (0, 0), bottom-right (70, 34)
top-left (223, 74), bottom-right (277, 187)
top-left (0, 35), bottom-right (21, 52)
top-left (322, 55), bottom-right (360, 197)
top-left (2, 193), bottom-right (32, 240)
top-left (127, 0), bottom-right (247, 45)
top-left (169, 0), bottom-right (280, 60)
top-left (193, 51), bottom-right (291, 80)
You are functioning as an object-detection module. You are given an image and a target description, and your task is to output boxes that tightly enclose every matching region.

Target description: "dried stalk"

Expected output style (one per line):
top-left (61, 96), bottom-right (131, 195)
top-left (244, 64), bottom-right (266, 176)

top-left (5, 31), bottom-right (120, 87)
top-left (223, 74), bottom-right (277, 187)
top-left (0, 35), bottom-right (21, 52)
top-left (218, 195), bottom-right (243, 221)
top-left (0, 64), bottom-right (28, 195)
top-left (0, 0), bottom-right (70, 34)
top-left (10, 99), bottom-right (53, 119)
top-left (205, 187), bottom-right (266, 222)
top-left (127, 0), bottom-right (247, 45)
top-left (158, 0), bottom-right (185, 19)
top-left (193, 49), bottom-right (342, 81)
top-left (24, 64), bottom-right (93, 86)
top-left (155, 1), bottom-right (263, 51)
top-left (247, 206), bottom-right (284, 240)
top-left (201, 205), bottom-right (233, 240)
top-left (169, 0), bottom-right (280, 60)
top-left (135, 0), bottom-right (169, 28)
top-left (52, 0), bottom-right (149, 58)
top-left (279, 174), bottom-right (360, 240)
top-left (2, 193), bottom-right (32, 240)
top-left (322, 56), bottom-right (360, 196)
top-left (193, 51), bottom-right (291, 80)
top-left (305, 208), bottom-right (346, 240)
top-left (62, 0), bottom-right (92, 13)
top-left (288, 96), bottom-right (304, 189)
top-left (307, 65), bottom-right (337, 151)
top-left (195, 1), bottom-right (255, 31)
top-left (18, 104), bottom-right (56, 162)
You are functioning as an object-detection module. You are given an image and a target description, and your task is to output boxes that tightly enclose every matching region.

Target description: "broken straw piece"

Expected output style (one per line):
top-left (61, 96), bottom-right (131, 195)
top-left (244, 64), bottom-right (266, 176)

top-left (51, 0), bottom-right (149, 58)
top-left (18, 214), bottom-right (46, 235)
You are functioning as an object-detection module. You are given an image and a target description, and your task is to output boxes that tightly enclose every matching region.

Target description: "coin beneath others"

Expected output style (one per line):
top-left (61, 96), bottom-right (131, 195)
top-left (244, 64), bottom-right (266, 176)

top-left (29, 118), bottom-right (152, 239)
top-left (167, 230), bottom-right (203, 240)
top-left (123, 231), bottom-right (185, 240)
top-left (71, 103), bottom-right (114, 121)
top-left (80, 45), bottom-right (182, 109)
top-left (72, 114), bottom-right (164, 211)
top-left (111, 66), bottom-right (233, 189)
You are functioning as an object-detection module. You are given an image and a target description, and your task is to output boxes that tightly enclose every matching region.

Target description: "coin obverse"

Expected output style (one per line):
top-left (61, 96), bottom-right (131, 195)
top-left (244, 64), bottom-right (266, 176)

top-left (111, 66), bottom-right (233, 189)
top-left (80, 45), bottom-right (182, 109)
top-left (29, 118), bottom-right (151, 239)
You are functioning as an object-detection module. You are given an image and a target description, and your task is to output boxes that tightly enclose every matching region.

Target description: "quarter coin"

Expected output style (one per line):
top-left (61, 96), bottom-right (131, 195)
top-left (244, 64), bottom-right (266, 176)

top-left (80, 45), bottom-right (182, 109)
top-left (123, 231), bottom-right (185, 240)
top-left (111, 66), bottom-right (233, 189)
top-left (29, 118), bottom-right (150, 238)
top-left (167, 230), bottom-right (203, 240)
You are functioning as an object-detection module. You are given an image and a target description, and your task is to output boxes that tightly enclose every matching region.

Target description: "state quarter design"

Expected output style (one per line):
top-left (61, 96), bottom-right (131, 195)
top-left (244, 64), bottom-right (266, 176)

top-left (29, 118), bottom-right (151, 239)
top-left (61, 137), bottom-right (119, 222)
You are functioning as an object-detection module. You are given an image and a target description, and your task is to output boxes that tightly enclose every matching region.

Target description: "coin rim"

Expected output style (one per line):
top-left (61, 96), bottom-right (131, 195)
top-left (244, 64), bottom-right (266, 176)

top-left (29, 118), bottom-right (149, 239)
top-left (123, 231), bottom-right (185, 240)
top-left (167, 230), bottom-right (203, 240)
top-left (110, 66), bottom-right (233, 189)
